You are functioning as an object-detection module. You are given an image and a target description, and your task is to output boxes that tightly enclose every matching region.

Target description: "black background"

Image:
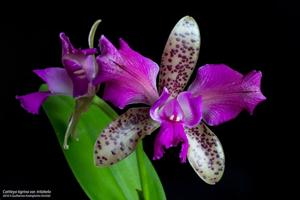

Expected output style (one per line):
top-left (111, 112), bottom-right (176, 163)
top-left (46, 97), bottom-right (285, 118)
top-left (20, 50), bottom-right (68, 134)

top-left (1, 1), bottom-right (296, 199)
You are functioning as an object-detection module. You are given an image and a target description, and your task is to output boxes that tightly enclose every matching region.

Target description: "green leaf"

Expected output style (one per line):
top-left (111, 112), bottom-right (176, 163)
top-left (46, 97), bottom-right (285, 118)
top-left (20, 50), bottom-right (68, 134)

top-left (41, 85), bottom-right (166, 200)
top-left (136, 142), bottom-right (166, 200)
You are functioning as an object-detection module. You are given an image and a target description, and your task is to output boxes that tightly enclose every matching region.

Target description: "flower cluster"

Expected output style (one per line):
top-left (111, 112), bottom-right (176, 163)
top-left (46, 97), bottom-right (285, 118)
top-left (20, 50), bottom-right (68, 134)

top-left (17, 16), bottom-right (266, 184)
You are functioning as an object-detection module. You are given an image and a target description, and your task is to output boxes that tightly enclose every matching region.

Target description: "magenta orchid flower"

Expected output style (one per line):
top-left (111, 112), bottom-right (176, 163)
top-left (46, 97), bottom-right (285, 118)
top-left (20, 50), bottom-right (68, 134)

top-left (94, 16), bottom-right (266, 184)
top-left (16, 32), bottom-right (99, 149)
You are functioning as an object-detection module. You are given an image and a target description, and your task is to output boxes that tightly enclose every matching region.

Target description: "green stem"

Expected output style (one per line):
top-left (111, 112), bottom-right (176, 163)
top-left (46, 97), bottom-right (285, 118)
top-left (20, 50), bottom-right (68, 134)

top-left (136, 142), bottom-right (149, 200)
top-left (63, 109), bottom-right (82, 149)
top-left (88, 19), bottom-right (102, 48)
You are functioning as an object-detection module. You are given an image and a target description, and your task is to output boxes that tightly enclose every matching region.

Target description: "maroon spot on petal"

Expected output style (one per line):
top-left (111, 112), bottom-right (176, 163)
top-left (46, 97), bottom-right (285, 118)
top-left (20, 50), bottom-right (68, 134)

top-left (102, 156), bottom-right (108, 161)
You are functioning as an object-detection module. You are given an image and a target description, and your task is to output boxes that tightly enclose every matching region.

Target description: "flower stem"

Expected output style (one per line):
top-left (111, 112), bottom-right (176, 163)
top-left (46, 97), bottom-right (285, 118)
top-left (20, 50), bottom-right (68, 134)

top-left (136, 142), bottom-right (150, 200)
top-left (88, 19), bottom-right (102, 48)
top-left (63, 109), bottom-right (81, 149)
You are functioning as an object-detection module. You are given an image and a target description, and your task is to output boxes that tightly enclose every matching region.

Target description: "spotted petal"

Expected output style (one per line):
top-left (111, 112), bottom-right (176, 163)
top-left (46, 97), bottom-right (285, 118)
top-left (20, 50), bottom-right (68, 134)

top-left (94, 108), bottom-right (159, 166)
top-left (94, 36), bottom-right (159, 109)
top-left (188, 64), bottom-right (266, 125)
top-left (186, 123), bottom-right (225, 185)
top-left (159, 16), bottom-right (201, 96)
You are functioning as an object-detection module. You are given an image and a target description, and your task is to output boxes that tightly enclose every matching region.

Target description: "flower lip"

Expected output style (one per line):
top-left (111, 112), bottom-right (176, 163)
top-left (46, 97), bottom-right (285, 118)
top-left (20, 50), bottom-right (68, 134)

top-left (150, 87), bottom-right (202, 128)
top-left (169, 114), bottom-right (181, 122)
top-left (149, 87), bottom-right (203, 163)
top-left (153, 120), bottom-right (189, 163)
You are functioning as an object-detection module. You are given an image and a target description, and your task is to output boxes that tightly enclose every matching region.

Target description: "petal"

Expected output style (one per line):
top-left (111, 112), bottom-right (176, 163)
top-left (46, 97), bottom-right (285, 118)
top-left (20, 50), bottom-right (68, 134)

top-left (188, 64), bottom-right (243, 92)
top-left (62, 59), bottom-right (90, 97)
top-left (63, 55), bottom-right (97, 83)
top-left (60, 32), bottom-right (76, 55)
top-left (188, 64), bottom-right (266, 126)
top-left (101, 81), bottom-right (155, 109)
top-left (160, 98), bottom-right (184, 121)
top-left (94, 36), bottom-right (159, 108)
top-left (177, 91), bottom-right (202, 127)
top-left (242, 70), bottom-right (267, 113)
top-left (153, 122), bottom-right (175, 158)
top-left (33, 67), bottom-right (73, 95)
top-left (16, 92), bottom-right (50, 114)
top-left (94, 108), bottom-right (159, 166)
top-left (153, 121), bottom-right (188, 163)
top-left (159, 16), bottom-right (201, 96)
top-left (60, 32), bottom-right (98, 56)
top-left (150, 87), bottom-right (170, 122)
top-left (81, 55), bottom-right (98, 82)
top-left (150, 88), bottom-right (194, 124)
top-left (186, 123), bottom-right (225, 185)
top-left (60, 33), bottom-right (98, 97)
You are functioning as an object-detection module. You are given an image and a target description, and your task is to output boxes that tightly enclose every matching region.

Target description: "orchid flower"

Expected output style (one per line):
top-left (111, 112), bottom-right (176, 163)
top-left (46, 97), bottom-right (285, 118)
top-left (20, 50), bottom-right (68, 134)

top-left (94, 16), bottom-right (266, 184)
top-left (17, 20), bottom-right (102, 149)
